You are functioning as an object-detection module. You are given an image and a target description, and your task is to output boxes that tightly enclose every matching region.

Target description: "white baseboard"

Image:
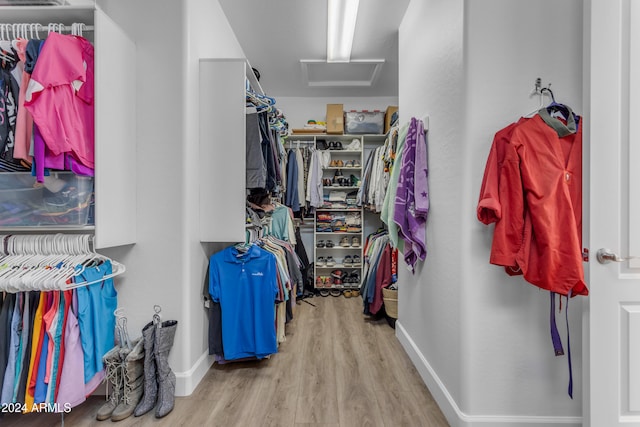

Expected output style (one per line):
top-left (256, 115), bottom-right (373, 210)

top-left (174, 351), bottom-right (214, 396)
top-left (394, 321), bottom-right (583, 427)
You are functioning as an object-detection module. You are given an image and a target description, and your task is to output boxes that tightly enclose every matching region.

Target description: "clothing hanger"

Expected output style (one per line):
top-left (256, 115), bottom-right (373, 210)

top-left (524, 78), bottom-right (550, 118)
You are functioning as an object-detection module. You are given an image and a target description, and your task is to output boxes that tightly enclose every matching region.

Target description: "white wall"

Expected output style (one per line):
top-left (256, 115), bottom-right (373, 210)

top-left (398, 0), bottom-right (584, 425)
top-left (96, 0), bottom-right (246, 396)
top-left (396, 0), bottom-right (466, 422)
top-left (182, 0), bottom-right (247, 395)
top-left (97, 0), bottom-right (187, 383)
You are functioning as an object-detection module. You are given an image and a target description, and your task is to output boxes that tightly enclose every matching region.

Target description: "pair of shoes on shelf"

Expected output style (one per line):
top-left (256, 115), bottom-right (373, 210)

top-left (345, 138), bottom-right (361, 150)
top-left (329, 159), bottom-right (344, 167)
top-left (328, 141), bottom-right (343, 150)
top-left (315, 276), bottom-right (334, 288)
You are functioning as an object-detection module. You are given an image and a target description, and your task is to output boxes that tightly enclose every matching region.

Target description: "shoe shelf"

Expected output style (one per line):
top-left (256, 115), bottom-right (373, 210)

top-left (314, 135), bottom-right (366, 293)
top-left (284, 133), bottom-right (386, 293)
top-left (316, 264), bottom-right (362, 269)
top-left (324, 167), bottom-right (360, 170)
top-left (316, 231), bottom-right (361, 235)
top-left (322, 186), bottom-right (360, 191)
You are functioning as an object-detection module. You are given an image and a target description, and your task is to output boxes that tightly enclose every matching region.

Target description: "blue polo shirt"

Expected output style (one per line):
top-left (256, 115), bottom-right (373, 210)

top-left (209, 245), bottom-right (279, 360)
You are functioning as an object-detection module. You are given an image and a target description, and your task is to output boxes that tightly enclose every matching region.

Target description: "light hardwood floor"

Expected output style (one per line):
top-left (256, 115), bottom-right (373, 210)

top-left (1, 296), bottom-right (449, 427)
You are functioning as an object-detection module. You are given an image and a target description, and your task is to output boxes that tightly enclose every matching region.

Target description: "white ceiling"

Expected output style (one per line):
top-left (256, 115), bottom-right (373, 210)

top-left (218, 0), bottom-right (410, 98)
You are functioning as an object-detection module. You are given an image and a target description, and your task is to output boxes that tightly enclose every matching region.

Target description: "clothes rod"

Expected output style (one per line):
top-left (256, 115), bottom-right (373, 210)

top-left (0, 23), bottom-right (94, 34)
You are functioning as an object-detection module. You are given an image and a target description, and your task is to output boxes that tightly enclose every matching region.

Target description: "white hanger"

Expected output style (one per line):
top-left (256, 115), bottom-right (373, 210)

top-left (0, 234), bottom-right (126, 292)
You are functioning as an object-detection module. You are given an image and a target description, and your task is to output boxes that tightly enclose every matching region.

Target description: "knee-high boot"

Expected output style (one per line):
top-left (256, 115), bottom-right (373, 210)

top-left (154, 320), bottom-right (178, 418)
top-left (111, 338), bottom-right (145, 421)
top-left (96, 346), bottom-right (123, 421)
top-left (133, 322), bottom-right (157, 417)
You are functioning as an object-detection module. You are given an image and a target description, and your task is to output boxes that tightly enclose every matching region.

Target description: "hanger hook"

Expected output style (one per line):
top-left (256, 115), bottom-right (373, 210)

top-left (541, 85), bottom-right (556, 103)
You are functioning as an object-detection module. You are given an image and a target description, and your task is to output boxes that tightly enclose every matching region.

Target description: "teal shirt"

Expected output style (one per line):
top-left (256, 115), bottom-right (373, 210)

top-left (381, 123), bottom-right (409, 249)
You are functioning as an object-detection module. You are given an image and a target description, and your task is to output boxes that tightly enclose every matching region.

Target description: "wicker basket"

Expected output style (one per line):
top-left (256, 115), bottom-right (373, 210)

top-left (382, 287), bottom-right (398, 319)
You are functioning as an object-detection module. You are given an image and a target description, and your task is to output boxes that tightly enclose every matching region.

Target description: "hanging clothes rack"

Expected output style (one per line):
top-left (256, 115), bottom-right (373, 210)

top-left (0, 234), bottom-right (126, 292)
top-left (0, 22), bottom-right (94, 39)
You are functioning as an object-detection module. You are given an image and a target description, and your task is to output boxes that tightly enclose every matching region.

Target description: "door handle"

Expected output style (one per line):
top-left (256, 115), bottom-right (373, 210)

top-left (596, 248), bottom-right (640, 264)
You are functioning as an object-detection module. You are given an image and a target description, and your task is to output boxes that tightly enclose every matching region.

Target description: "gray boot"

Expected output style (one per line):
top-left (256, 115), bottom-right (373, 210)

top-left (111, 338), bottom-right (145, 421)
top-left (134, 322), bottom-right (157, 417)
top-left (95, 346), bottom-right (123, 421)
top-left (154, 320), bottom-right (178, 418)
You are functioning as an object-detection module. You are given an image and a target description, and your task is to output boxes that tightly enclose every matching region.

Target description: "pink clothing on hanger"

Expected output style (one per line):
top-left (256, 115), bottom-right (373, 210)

top-left (24, 32), bottom-right (95, 169)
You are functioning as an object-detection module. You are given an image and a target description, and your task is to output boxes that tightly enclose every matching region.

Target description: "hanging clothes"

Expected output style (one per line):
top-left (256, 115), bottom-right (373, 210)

top-left (24, 31), bottom-right (95, 178)
top-left (477, 109), bottom-right (586, 297)
top-left (360, 230), bottom-right (397, 316)
top-left (0, 47), bottom-right (26, 172)
top-left (380, 123), bottom-right (410, 248)
top-left (246, 108), bottom-right (267, 189)
top-left (393, 117), bottom-right (429, 273)
top-left (208, 244), bottom-right (280, 361)
top-left (476, 100), bottom-right (586, 399)
top-left (284, 149), bottom-right (300, 212)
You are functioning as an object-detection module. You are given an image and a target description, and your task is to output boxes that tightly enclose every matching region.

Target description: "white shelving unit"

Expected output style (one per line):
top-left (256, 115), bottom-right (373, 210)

top-left (0, 2), bottom-right (137, 249)
top-left (285, 133), bottom-right (386, 294)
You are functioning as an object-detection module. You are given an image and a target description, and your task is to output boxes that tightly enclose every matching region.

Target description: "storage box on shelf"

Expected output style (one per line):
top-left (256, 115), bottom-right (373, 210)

top-left (0, 172), bottom-right (94, 227)
top-left (345, 110), bottom-right (385, 134)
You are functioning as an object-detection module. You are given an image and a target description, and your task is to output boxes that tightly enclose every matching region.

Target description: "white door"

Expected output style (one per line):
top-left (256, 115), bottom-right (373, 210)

top-left (588, 0), bottom-right (640, 425)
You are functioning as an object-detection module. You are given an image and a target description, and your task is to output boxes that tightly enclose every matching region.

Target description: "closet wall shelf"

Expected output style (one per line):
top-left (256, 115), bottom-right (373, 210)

top-left (324, 167), bottom-right (361, 171)
top-left (0, 225), bottom-right (95, 232)
top-left (316, 231), bottom-right (361, 235)
top-left (316, 247), bottom-right (361, 251)
top-left (316, 265), bottom-right (362, 269)
top-left (317, 208), bottom-right (361, 212)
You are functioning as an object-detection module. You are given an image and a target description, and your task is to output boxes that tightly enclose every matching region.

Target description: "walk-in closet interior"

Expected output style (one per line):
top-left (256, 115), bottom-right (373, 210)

top-left (0, 0), bottom-right (622, 425)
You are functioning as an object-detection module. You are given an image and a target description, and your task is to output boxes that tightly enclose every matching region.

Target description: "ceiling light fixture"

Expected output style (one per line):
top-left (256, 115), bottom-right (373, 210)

top-left (327, 0), bottom-right (360, 63)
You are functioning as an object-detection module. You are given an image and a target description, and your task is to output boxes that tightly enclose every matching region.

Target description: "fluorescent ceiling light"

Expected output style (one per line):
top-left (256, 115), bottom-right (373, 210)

top-left (327, 0), bottom-right (360, 63)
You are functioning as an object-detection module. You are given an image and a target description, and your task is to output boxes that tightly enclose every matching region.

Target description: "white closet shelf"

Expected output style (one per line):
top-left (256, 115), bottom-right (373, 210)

top-left (317, 208), bottom-right (361, 212)
top-left (316, 265), bottom-right (362, 269)
top-left (324, 167), bottom-right (361, 170)
top-left (316, 231), bottom-right (362, 235)
top-left (315, 246), bottom-right (361, 250)
top-left (323, 186), bottom-right (361, 190)
top-left (0, 225), bottom-right (95, 232)
top-left (320, 150), bottom-right (362, 153)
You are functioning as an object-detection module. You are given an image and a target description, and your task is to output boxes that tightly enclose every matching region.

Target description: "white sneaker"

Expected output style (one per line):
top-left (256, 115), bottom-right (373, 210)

top-left (345, 138), bottom-right (361, 150)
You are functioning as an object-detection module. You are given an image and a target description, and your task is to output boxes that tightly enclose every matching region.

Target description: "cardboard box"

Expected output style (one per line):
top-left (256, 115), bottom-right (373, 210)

top-left (326, 104), bottom-right (344, 134)
top-left (385, 106), bottom-right (399, 134)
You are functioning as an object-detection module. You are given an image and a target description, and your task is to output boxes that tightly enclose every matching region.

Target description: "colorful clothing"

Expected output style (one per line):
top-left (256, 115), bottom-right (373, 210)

top-left (394, 117), bottom-right (429, 272)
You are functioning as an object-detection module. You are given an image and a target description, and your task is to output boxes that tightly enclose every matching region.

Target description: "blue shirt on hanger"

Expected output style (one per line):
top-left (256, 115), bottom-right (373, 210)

top-left (209, 245), bottom-right (279, 361)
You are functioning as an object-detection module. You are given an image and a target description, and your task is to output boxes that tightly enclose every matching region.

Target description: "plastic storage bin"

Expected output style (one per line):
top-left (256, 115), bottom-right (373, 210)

top-left (345, 110), bottom-right (385, 134)
top-left (0, 172), bottom-right (94, 227)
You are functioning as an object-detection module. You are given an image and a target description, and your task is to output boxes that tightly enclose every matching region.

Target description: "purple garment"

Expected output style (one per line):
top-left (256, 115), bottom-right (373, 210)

top-left (55, 291), bottom-right (86, 409)
top-left (33, 123), bottom-right (94, 183)
top-left (393, 118), bottom-right (429, 272)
